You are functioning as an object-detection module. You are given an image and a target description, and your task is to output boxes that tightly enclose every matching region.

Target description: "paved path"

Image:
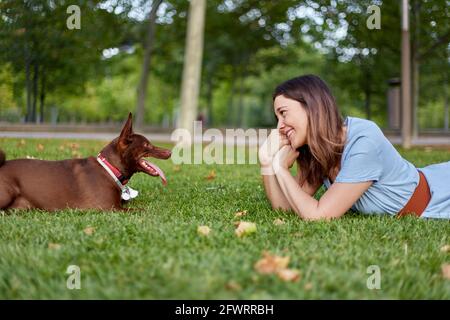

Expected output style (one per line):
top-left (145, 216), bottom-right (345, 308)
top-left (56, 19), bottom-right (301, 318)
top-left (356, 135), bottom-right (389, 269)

top-left (0, 131), bottom-right (449, 146)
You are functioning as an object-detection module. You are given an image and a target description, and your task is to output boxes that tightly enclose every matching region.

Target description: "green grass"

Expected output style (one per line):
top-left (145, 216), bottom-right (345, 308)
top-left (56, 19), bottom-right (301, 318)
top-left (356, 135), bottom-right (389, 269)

top-left (0, 137), bottom-right (449, 299)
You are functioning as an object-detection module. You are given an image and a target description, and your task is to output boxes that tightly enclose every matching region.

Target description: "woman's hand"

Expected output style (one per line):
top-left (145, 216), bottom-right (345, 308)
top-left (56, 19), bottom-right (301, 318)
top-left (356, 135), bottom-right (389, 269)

top-left (258, 129), bottom-right (289, 168)
top-left (272, 145), bottom-right (300, 173)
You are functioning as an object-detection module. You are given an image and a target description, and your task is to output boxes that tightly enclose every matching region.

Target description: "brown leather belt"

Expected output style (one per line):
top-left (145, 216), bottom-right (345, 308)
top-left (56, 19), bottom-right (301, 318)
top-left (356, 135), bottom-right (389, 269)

top-left (397, 171), bottom-right (431, 217)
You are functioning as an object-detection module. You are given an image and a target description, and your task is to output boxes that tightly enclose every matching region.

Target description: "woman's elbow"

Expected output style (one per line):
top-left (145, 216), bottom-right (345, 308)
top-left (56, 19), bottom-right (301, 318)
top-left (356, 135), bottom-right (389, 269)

top-left (294, 208), bottom-right (339, 221)
top-left (271, 203), bottom-right (291, 212)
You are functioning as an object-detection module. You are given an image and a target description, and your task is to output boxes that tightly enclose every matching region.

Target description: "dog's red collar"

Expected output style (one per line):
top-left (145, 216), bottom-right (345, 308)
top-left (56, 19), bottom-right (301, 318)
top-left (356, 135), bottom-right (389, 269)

top-left (97, 153), bottom-right (129, 185)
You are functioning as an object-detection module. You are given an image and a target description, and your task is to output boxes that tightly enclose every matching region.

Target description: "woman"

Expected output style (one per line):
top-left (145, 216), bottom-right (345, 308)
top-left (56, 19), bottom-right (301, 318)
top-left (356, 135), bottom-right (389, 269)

top-left (259, 74), bottom-right (450, 220)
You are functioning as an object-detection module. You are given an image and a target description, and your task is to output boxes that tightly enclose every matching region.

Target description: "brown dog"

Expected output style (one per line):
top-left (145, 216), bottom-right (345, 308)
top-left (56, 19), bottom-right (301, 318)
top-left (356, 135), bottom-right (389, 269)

top-left (0, 113), bottom-right (171, 211)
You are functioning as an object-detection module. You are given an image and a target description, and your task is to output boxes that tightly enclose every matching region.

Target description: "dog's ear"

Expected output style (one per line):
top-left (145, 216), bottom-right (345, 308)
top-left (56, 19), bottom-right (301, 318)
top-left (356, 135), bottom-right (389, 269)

top-left (119, 113), bottom-right (133, 147)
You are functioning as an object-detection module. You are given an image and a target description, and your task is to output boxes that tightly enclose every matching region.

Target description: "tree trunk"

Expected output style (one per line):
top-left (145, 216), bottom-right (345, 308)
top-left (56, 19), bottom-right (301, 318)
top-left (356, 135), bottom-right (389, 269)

top-left (135, 0), bottom-right (163, 130)
top-left (364, 87), bottom-right (371, 120)
top-left (177, 0), bottom-right (206, 135)
top-left (40, 67), bottom-right (46, 123)
top-left (444, 71), bottom-right (449, 132)
top-left (401, 0), bottom-right (412, 149)
top-left (232, 61), bottom-right (243, 127)
top-left (226, 64), bottom-right (236, 127)
top-left (412, 55), bottom-right (419, 136)
top-left (236, 64), bottom-right (247, 127)
top-left (25, 52), bottom-right (32, 123)
top-left (32, 60), bottom-right (39, 123)
top-left (205, 73), bottom-right (213, 127)
top-left (411, 0), bottom-right (421, 138)
top-left (362, 66), bottom-right (371, 120)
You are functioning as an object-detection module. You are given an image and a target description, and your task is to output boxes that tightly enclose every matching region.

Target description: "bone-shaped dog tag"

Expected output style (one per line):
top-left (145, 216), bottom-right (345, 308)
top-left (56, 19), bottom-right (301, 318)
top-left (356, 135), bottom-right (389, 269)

top-left (121, 186), bottom-right (139, 201)
top-left (121, 189), bottom-right (131, 201)
top-left (128, 186), bottom-right (139, 199)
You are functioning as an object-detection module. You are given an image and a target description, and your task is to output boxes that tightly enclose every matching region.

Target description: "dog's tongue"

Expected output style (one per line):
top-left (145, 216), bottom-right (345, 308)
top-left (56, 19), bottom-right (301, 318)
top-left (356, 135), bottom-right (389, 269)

top-left (139, 159), bottom-right (167, 185)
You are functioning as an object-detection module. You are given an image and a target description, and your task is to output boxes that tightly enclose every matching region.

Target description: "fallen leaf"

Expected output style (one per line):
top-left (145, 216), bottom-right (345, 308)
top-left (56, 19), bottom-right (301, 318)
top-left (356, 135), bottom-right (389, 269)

top-left (254, 251), bottom-right (290, 274)
top-left (70, 143), bottom-right (80, 150)
top-left (206, 170), bottom-right (216, 180)
top-left (235, 210), bottom-right (248, 218)
top-left (273, 218), bottom-right (285, 226)
top-left (440, 245), bottom-right (450, 253)
top-left (58, 145), bottom-right (65, 151)
top-left (173, 165), bottom-right (181, 172)
top-left (254, 251), bottom-right (301, 283)
top-left (197, 225), bottom-right (211, 236)
top-left (83, 226), bottom-right (95, 235)
top-left (276, 268), bottom-right (301, 282)
top-left (235, 221), bottom-right (257, 237)
top-left (225, 281), bottom-right (242, 291)
top-left (304, 282), bottom-right (313, 291)
top-left (72, 151), bottom-right (82, 158)
top-left (37, 143), bottom-right (44, 151)
top-left (17, 139), bottom-right (26, 147)
top-left (442, 264), bottom-right (450, 279)
top-left (48, 243), bottom-right (61, 250)
top-left (26, 155), bottom-right (36, 159)
top-left (390, 259), bottom-right (401, 267)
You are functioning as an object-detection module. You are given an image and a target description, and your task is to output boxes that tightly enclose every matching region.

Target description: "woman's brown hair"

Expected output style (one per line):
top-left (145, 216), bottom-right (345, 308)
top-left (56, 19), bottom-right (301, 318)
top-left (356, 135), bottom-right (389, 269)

top-left (273, 74), bottom-right (345, 187)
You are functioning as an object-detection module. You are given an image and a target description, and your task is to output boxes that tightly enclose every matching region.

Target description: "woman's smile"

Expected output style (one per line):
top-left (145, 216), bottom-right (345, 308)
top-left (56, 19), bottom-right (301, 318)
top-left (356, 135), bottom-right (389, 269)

top-left (286, 128), bottom-right (295, 141)
top-left (273, 95), bottom-right (309, 149)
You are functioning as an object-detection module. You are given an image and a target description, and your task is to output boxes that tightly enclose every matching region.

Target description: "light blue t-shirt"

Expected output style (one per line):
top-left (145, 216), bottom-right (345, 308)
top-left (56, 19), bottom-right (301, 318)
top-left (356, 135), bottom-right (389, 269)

top-left (323, 117), bottom-right (450, 219)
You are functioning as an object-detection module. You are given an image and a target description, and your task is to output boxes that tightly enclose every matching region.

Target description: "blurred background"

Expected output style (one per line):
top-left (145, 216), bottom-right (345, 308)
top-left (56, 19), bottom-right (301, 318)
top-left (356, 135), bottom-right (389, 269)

top-left (0, 0), bottom-right (448, 136)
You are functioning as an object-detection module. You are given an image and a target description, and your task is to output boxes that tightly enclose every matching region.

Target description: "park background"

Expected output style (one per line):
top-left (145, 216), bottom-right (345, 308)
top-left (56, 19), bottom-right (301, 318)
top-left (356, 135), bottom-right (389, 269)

top-left (0, 0), bottom-right (449, 138)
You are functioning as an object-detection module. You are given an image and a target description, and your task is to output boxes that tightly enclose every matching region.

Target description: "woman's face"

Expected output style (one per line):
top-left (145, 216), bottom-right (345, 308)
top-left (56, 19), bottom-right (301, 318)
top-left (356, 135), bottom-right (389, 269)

top-left (274, 94), bottom-right (309, 149)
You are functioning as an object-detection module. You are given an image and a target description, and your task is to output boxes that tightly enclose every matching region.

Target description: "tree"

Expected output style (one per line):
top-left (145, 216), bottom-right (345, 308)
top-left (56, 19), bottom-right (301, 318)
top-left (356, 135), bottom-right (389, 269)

top-left (135, 0), bottom-right (163, 129)
top-left (0, 0), bottom-right (128, 122)
top-left (411, 0), bottom-right (450, 135)
top-left (177, 0), bottom-right (206, 134)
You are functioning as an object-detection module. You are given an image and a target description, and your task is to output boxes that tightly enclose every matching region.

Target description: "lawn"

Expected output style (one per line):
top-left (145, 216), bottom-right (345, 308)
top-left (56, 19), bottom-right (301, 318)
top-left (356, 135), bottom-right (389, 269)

top-left (0, 137), bottom-right (449, 299)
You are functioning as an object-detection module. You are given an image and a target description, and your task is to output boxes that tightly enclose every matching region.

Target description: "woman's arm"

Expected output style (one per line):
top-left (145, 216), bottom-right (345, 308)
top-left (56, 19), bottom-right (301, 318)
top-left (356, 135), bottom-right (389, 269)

top-left (261, 168), bottom-right (291, 210)
top-left (294, 162), bottom-right (323, 196)
top-left (258, 128), bottom-right (320, 210)
top-left (273, 146), bottom-right (372, 220)
top-left (275, 167), bottom-right (372, 220)
top-left (259, 131), bottom-right (321, 210)
top-left (261, 163), bottom-right (322, 210)
top-left (259, 130), bottom-right (291, 210)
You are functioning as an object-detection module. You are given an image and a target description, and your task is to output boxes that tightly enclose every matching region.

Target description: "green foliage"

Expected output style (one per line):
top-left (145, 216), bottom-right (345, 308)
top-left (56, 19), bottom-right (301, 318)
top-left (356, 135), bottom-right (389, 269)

top-left (419, 99), bottom-right (449, 129)
top-left (0, 64), bottom-right (17, 110)
top-left (0, 0), bottom-right (130, 121)
top-left (0, 0), bottom-right (448, 128)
